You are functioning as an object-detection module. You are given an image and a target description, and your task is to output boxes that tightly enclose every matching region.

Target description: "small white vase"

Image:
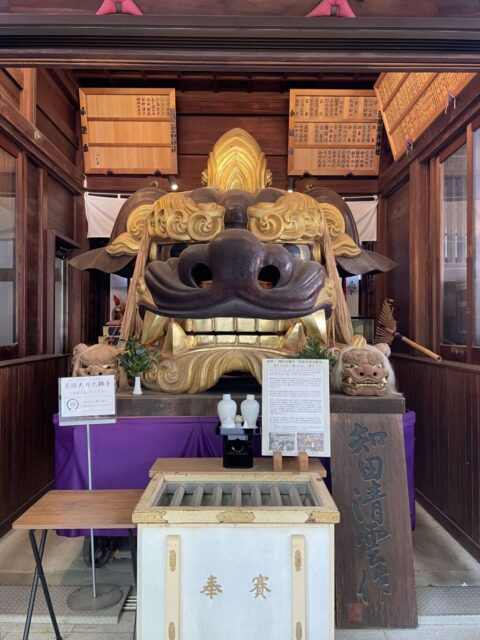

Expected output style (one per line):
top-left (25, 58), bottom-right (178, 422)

top-left (217, 394), bottom-right (237, 428)
top-left (133, 376), bottom-right (142, 395)
top-left (241, 394), bottom-right (260, 429)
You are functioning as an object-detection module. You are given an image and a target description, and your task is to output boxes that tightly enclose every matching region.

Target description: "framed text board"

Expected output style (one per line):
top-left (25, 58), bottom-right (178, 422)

top-left (58, 375), bottom-right (116, 426)
top-left (79, 88), bottom-right (177, 175)
top-left (375, 72), bottom-right (476, 160)
top-left (261, 359), bottom-right (330, 457)
top-left (288, 89), bottom-right (382, 177)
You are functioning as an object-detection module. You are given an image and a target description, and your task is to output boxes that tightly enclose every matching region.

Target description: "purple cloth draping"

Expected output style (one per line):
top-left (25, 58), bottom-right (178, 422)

top-left (54, 415), bottom-right (229, 536)
top-left (54, 411), bottom-right (415, 534)
top-left (403, 410), bottom-right (416, 530)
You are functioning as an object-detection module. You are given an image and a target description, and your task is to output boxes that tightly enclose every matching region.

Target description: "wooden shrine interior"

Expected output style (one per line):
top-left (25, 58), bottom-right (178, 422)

top-left (1, 1), bottom-right (480, 569)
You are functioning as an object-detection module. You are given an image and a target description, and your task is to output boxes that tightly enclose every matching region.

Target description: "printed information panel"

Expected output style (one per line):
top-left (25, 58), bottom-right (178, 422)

top-left (261, 359), bottom-right (330, 457)
top-left (58, 375), bottom-right (116, 426)
top-left (288, 89), bottom-right (382, 177)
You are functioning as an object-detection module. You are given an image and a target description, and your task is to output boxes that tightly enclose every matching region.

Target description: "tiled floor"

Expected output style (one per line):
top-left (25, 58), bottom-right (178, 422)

top-left (0, 503), bottom-right (479, 639)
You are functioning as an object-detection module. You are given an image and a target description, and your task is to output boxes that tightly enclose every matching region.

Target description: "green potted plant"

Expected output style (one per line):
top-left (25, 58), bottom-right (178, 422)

top-left (296, 337), bottom-right (337, 374)
top-left (117, 336), bottom-right (158, 395)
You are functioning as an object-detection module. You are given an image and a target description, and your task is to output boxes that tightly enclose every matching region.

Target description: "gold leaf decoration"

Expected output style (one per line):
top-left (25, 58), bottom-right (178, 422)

top-left (202, 128), bottom-right (272, 193)
top-left (106, 203), bottom-right (153, 256)
top-left (321, 202), bottom-right (361, 258)
top-left (247, 193), bottom-right (324, 243)
top-left (295, 549), bottom-right (302, 572)
top-left (149, 192), bottom-right (225, 242)
top-left (169, 549), bottom-right (177, 572)
top-left (247, 193), bottom-right (360, 258)
top-left (143, 345), bottom-right (289, 394)
top-left (296, 622), bottom-right (303, 640)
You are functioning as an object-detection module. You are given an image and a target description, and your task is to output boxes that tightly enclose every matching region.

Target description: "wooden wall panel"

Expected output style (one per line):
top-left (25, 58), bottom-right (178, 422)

top-left (36, 69), bottom-right (79, 164)
top-left (177, 115), bottom-right (287, 156)
top-left (3, 0), bottom-right (441, 17)
top-left (25, 160), bottom-right (39, 355)
top-left (392, 355), bottom-right (480, 560)
top-left (0, 68), bottom-right (22, 108)
top-left (384, 181), bottom-right (410, 344)
top-left (46, 175), bottom-right (75, 238)
top-left (0, 355), bottom-right (69, 535)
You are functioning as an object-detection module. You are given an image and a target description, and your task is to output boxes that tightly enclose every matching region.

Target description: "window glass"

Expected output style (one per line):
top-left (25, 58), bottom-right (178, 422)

top-left (54, 255), bottom-right (68, 354)
top-left (0, 147), bottom-right (16, 345)
top-left (441, 144), bottom-right (468, 346)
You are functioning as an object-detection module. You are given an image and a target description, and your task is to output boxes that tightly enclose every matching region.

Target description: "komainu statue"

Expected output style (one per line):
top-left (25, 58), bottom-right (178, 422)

top-left (71, 129), bottom-right (394, 393)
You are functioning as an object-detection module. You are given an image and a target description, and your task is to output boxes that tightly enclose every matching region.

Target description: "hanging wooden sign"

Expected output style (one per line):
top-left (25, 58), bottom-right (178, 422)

top-left (79, 88), bottom-right (177, 174)
top-left (288, 89), bottom-right (382, 177)
top-left (375, 72), bottom-right (476, 160)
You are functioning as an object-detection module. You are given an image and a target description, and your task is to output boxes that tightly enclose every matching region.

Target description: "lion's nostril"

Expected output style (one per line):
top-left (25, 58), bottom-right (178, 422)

top-left (258, 265), bottom-right (281, 289)
top-left (191, 263), bottom-right (213, 288)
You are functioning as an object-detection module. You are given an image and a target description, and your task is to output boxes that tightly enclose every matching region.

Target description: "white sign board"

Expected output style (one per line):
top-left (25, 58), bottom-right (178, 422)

top-left (58, 375), bottom-right (116, 426)
top-left (262, 359), bottom-right (330, 457)
top-left (138, 526), bottom-right (334, 640)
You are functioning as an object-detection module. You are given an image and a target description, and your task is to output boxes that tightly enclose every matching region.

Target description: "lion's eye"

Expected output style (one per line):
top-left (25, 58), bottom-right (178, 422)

top-left (170, 243), bottom-right (189, 258)
top-left (282, 244), bottom-right (312, 260)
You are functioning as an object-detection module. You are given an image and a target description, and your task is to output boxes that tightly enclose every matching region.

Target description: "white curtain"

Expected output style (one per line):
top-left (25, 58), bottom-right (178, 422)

top-left (84, 194), bottom-right (126, 238)
top-left (347, 198), bottom-right (378, 242)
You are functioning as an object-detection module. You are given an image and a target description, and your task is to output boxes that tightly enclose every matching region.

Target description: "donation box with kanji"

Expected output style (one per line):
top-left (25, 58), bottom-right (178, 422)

top-left (133, 470), bottom-right (339, 640)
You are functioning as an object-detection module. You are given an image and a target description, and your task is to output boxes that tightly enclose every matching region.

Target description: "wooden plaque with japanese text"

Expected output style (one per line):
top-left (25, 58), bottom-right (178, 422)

top-left (375, 72), bottom-right (476, 160)
top-left (330, 413), bottom-right (417, 628)
top-left (79, 88), bottom-right (177, 174)
top-left (288, 89), bottom-right (382, 177)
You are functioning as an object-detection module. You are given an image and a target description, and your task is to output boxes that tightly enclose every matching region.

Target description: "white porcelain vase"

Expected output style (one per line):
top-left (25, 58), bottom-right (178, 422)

top-left (217, 394), bottom-right (237, 428)
top-left (241, 394), bottom-right (260, 429)
top-left (133, 375), bottom-right (142, 395)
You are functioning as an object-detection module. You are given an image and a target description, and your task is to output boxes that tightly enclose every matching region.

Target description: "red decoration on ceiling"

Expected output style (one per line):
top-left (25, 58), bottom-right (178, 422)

top-left (97, 0), bottom-right (143, 15)
top-left (306, 0), bottom-right (356, 18)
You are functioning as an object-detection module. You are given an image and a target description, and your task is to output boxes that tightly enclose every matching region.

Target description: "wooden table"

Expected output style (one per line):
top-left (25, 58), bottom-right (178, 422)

top-left (13, 490), bottom-right (142, 640)
top-left (149, 456), bottom-right (327, 478)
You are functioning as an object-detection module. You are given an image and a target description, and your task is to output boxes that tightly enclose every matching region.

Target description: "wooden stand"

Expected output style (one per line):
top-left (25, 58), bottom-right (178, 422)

top-left (272, 450), bottom-right (310, 472)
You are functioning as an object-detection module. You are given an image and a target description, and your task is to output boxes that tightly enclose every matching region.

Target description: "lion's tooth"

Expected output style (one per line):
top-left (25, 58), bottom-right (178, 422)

top-left (214, 317), bottom-right (235, 332)
top-left (256, 319), bottom-right (277, 333)
top-left (278, 322), bottom-right (307, 353)
top-left (162, 320), bottom-right (192, 355)
top-left (301, 308), bottom-right (327, 343)
top-left (141, 311), bottom-right (169, 345)
top-left (236, 318), bottom-right (256, 332)
top-left (192, 318), bottom-right (213, 332)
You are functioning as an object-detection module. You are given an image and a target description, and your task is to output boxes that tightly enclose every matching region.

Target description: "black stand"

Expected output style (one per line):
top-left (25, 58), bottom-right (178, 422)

top-left (23, 530), bottom-right (62, 640)
top-left (22, 528), bottom-right (138, 640)
top-left (216, 423), bottom-right (261, 468)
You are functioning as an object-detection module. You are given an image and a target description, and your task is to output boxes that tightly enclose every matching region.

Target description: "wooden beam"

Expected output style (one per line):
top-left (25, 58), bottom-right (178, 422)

top-left (0, 93), bottom-right (83, 193)
top-left (19, 66), bottom-right (36, 124)
top-left (0, 16), bottom-right (480, 71)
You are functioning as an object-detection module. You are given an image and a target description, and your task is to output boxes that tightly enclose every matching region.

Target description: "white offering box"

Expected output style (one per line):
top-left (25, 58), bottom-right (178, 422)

top-left (133, 471), bottom-right (340, 640)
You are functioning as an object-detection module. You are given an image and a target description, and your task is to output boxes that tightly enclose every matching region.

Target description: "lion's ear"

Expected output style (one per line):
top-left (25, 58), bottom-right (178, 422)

top-left (374, 342), bottom-right (391, 358)
top-left (72, 343), bottom-right (88, 358)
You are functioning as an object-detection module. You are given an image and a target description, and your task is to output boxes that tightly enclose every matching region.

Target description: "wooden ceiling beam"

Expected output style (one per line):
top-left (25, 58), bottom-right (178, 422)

top-left (0, 16), bottom-right (479, 71)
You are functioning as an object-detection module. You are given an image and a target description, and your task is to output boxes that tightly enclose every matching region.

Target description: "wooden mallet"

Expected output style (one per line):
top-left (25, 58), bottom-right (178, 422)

top-left (375, 298), bottom-right (442, 362)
